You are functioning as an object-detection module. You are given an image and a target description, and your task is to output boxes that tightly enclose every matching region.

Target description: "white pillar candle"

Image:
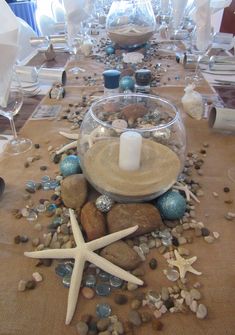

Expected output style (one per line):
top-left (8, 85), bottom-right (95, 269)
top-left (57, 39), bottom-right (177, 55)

top-left (119, 131), bottom-right (142, 171)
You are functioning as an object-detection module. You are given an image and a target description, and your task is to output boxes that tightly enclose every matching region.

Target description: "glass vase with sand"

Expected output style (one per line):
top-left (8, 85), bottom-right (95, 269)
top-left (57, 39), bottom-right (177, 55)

top-left (106, 0), bottom-right (156, 49)
top-left (78, 93), bottom-right (186, 202)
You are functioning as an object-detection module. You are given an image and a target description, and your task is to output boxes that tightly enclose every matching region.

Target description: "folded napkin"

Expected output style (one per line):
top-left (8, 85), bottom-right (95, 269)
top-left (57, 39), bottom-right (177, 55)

top-left (0, 0), bottom-right (19, 107)
top-left (195, 0), bottom-right (211, 52)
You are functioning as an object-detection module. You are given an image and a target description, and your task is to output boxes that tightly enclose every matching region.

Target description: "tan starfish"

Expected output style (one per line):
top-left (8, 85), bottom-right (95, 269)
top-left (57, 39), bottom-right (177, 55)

top-left (167, 250), bottom-right (202, 279)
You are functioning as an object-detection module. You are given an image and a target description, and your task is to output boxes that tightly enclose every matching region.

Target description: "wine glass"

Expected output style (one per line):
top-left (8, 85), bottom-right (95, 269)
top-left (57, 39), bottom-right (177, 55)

top-left (190, 26), bottom-right (213, 84)
top-left (67, 28), bottom-right (85, 75)
top-left (0, 72), bottom-right (32, 155)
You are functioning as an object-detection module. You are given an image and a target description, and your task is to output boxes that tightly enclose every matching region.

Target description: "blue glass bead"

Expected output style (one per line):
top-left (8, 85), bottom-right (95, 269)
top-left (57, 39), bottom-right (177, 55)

top-left (59, 155), bottom-right (81, 177)
top-left (84, 274), bottom-right (96, 288)
top-left (95, 283), bottom-right (111, 296)
top-left (41, 176), bottom-right (51, 183)
top-left (105, 45), bottom-right (115, 55)
top-left (98, 270), bottom-right (110, 282)
top-left (36, 204), bottom-right (46, 213)
top-left (109, 276), bottom-right (123, 288)
top-left (25, 180), bottom-right (36, 189)
top-left (42, 182), bottom-right (51, 190)
top-left (55, 263), bottom-right (70, 277)
top-left (119, 76), bottom-right (135, 91)
top-left (62, 274), bottom-right (71, 288)
top-left (154, 190), bottom-right (186, 220)
top-left (47, 203), bottom-right (57, 212)
top-left (49, 180), bottom-right (60, 189)
top-left (64, 263), bottom-right (73, 275)
top-left (96, 303), bottom-right (112, 318)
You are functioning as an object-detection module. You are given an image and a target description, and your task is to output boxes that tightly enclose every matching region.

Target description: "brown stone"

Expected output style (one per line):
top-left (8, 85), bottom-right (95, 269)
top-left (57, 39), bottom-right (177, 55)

top-left (100, 240), bottom-right (142, 270)
top-left (107, 203), bottom-right (162, 237)
top-left (121, 103), bottom-right (148, 124)
top-left (60, 174), bottom-right (87, 210)
top-left (81, 202), bottom-right (106, 241)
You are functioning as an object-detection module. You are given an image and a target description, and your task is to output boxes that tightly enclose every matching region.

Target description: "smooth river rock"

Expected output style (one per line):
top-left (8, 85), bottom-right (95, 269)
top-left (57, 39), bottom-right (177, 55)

top-left (100, 240), bottom-right (142, 270)
top-left (107, 203), bottom-right (162, 237)
top-left (60, 174), bottom-right (87, 210)
top-left (81, 201), bottom-right (106, 241)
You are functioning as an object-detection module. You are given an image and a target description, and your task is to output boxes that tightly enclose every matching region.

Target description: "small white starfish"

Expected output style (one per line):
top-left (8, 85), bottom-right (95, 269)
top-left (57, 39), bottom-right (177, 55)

top-left (173, 182), bottom-right (200, 203)
top-left (24, 209), bottom-right (143, 325)
top-left (56, 140), bottom-right (77, 155)
top-left (59, 131), bottom-right (79, 140)
top-left (167, 250), bottom-right (202, 279)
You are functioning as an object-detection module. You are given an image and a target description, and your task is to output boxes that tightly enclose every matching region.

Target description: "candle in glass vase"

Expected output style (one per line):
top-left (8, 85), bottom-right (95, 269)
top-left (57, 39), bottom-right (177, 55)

top-left (119, 131), bottom-right (142, 171)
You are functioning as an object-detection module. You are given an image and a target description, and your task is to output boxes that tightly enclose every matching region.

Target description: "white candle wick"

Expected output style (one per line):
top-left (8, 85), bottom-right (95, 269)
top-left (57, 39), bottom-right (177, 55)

top-left (119, 131), bottom-right (142, 171)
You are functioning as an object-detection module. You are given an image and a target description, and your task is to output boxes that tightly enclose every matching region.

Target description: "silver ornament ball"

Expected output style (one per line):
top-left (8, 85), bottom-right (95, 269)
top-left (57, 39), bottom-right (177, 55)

top-left (95, 195), bottom-right (114, 213)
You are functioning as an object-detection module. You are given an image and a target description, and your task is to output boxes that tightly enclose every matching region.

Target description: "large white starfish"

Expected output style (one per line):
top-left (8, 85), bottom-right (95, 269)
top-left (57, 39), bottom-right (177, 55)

top-left (173, 182), bottom-right (200, 203)
top-left (24, 209), bottom-right (143, 325)
top-left (167, 250), bottom-right (202, 279)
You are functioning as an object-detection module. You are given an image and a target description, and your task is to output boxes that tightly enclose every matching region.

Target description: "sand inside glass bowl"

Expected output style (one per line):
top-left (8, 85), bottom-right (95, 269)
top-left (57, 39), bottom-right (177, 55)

top-left (83, 138), bottom-right (181, 201)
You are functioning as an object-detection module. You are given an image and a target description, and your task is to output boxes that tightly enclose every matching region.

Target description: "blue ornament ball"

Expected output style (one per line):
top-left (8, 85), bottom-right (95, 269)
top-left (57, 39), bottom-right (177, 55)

top-left (154, 190), bottom-right (186, 220)
top-left (105, 45), bottom-right (115, 55)
top-left (59, 155), bottom-right (81, 177)
top-left (119, 76), bottom-right (135, 91)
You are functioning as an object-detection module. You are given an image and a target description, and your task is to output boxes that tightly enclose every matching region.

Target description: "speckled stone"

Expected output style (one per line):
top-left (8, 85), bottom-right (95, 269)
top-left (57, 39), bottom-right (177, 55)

top-left (81, 201), bottom-right (106, 241)
top-left (107, 203), bottom-right (162, 237)
top-left (60, 174), bottom-right (87, 210)
top-left (100, 240), bottom-right (141, 270)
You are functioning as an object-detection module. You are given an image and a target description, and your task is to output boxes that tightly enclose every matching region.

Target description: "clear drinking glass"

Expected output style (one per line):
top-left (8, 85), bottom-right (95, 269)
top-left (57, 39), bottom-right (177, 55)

top-left (0, 73), bottom-right (32, 155)
top-left (78, 93), bottom-right (186, 202)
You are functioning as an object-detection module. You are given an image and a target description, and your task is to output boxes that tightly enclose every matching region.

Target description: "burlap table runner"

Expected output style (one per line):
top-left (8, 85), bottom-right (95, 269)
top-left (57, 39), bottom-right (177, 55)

top-left (0, 49), bottom-right (235, 335)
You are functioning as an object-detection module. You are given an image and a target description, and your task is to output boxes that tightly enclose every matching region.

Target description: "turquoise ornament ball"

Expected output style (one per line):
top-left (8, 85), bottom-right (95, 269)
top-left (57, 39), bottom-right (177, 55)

top-left (119, 76), bottom-right (135, 91)
top-left (154, 190), bottom-right (186, 220)
top-left (60, 155), bottom-right (81, 177)
top-left (105, 45), bottom-right (115, 55)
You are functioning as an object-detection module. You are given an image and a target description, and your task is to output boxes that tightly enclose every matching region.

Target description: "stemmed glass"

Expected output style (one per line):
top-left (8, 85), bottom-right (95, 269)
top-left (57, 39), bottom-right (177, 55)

top-left (0, 71), bottom-right (32, 155)
top-left (67, 27), bottom-right (85, 75)
top-left (190, 27), bottom-right (213, 84)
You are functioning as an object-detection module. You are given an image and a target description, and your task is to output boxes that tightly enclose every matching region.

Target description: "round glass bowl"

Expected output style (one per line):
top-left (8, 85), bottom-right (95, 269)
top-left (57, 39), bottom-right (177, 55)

top-left (106, 0), bottom-right (156, 49)
top-left (78, 94), bottom-right (186, 202)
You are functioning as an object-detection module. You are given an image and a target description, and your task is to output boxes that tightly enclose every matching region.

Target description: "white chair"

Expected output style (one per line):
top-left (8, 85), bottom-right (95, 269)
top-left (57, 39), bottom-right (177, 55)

top-left (17, 18), bottom-right (37, 62)
top-left (51, 0), bottom-right (65, 23)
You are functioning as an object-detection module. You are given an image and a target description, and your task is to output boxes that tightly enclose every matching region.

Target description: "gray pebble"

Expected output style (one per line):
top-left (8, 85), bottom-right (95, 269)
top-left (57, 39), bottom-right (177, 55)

top-left (127, 282), bottom-right (138, 291)
top-left (190, 288), bottom-right (201, 300)
top-left (76, 321), bottom-right (89, 335)
top-left (128, 310), bottom-right (142, 326)
top-left (112, 321), bottom-right (124, 334)
top-left (18, 280), bottom-right (26, 292)
top-left (196, 303), bottom-right (207, 319)
top-left (97, 318), bottom-right (110, 331)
